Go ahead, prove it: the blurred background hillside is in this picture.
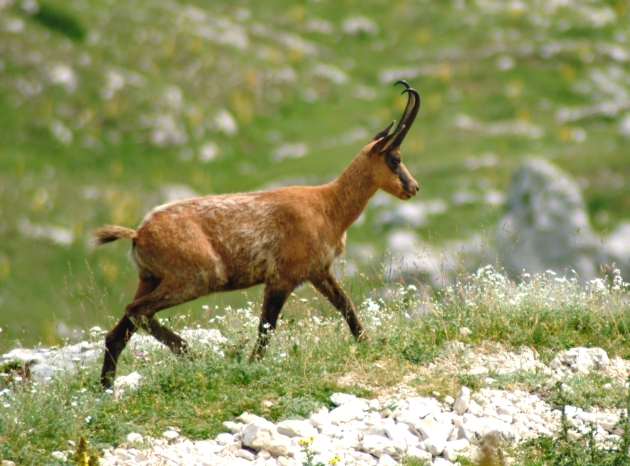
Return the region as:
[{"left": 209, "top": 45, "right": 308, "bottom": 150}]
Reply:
[{"left": 0, "top": 0, "right": 628, "bottom": 350}]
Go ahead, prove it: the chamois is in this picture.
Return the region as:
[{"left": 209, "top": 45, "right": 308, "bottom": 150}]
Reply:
[{"left": 93, "top": 81, "right": 421, "bottom": 388}]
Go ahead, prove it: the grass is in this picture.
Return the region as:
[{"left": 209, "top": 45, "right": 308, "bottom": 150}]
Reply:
[
  {"left": 518, "top": 383, "right": 630, "bottom": 466},
  {"left": 1, "top": 266, "right": 629, "bottom": 464},
  {"left": 1, "top": 0, "right": 629, "bottom": 348}
]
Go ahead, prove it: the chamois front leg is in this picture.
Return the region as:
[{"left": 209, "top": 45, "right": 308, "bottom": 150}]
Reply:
[
  {"left": 310, "top": 269, "right": 367, "bottom": 342},
  {"left": 250, "top": 285, "right": 293, "bottom": 362}
]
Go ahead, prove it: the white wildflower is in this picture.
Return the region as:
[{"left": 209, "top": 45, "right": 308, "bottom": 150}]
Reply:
[
  {"left": 199, "top": 142, "right": 219, "bottom": 162},
  {"left": 49, "top": 120, "right": 73, "bottom": 145}
]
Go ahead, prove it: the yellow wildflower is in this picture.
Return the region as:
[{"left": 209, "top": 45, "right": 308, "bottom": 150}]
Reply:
[{"left": 298, "top": 435, "right": 315, "bottom": 446}]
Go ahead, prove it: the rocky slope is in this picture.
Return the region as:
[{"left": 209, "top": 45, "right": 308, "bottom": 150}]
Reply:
[{"left": 3, "top": 332, "right": 629, "bottom": 466}]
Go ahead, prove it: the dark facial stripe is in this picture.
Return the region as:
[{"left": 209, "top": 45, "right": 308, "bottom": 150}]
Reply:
[{"left": 385, "top": 152, "right": 402, "bottom": 174}]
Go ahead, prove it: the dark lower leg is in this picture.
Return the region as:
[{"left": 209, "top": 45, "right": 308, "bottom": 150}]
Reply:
[
  {"left": 100, "top": 274, "right": 160, "bottom": 388},
  {"left": 146, "top": 317, "right": 190, "bottom": 356},
  {"left": 124, "top": 277, "right": 202, "bottom": 355},
  {"left": 101, "top": 315, "right": 137, "bottom": 389},
  {"left": 250, "top": 286, "right": 292, "bottom": 361},
  {"left": 311, "top": 270, "right": 366, "bottom": 340}
]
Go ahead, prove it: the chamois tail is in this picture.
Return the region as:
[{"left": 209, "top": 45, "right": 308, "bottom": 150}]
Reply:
[{"left": 92, "top": 225, "right": 137, "bottom": 246}]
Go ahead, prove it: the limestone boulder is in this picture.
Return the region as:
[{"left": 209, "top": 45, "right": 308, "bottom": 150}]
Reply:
[{"left": 497, "top": 158, "right": 599, "bottom": 280}]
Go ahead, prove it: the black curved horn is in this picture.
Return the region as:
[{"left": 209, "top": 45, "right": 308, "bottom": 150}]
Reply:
[{"left": 392, "top": 81, "right": 421, "bottom": 148}]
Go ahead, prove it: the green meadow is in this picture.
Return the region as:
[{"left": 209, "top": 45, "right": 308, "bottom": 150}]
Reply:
[{"left": 0, "top": 0, "right": 628, "bottom": 349}]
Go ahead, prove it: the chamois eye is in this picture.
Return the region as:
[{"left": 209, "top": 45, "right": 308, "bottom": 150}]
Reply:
[{"left": 391, "top": 158, "right": 401, "bottom": 166}]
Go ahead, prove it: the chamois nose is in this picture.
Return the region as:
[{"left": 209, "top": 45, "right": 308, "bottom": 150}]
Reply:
[{"left": 406, "top": 181, "right": 419, "bottom": 196}]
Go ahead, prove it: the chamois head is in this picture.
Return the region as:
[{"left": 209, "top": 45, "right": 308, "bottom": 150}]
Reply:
[{"left": 368, "top": 80, "right": 420, "bottom": 200}]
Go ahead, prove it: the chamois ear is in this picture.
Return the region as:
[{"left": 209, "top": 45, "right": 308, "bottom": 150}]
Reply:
[
  {"left": 371, "top": 121, "right": 396, "bottom": 141},
  {"left": 371, "top": 124, "right": 406, "bottom": 155}
]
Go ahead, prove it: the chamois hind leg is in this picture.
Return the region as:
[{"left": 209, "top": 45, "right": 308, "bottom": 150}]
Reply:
[
  {"left": 101, "top": 276, "right": 204, "bottom": 388},
  {"left": 101, "top": 274, "right": 160, "bottom": 389},
  {"left": 145, "top": 317, "right": 190, "bottom": 355},
  {"left": 310, "top": 269, "right": 367, "bottom": 341},
  {"left": 124, "top": 277, "right": 204, "bottom": 352},
  {"left": 250, "top": 285, "right": 293, "bottom": 362}
]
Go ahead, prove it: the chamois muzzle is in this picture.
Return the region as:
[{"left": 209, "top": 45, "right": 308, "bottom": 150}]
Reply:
[{"left": 392, "top": 80, "right": 421, "bottom": 148}]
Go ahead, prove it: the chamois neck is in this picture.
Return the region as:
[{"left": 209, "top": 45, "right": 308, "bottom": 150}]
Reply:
[{"left": 323, "top": 154, "right": 378, "bottom": 233}]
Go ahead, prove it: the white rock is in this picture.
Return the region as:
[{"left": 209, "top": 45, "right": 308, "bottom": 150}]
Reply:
[
  {"left": 414, "top": 418, "right": 454, "bottom": 444},
  {"left": 318, "top": 424, "right": 343, "bottom": 439},
  {"left": 241, "top": 419, "right": 293, "bottom": 457},
  {"left": 497, "top": 157, "right": 599, "bottom": 280},
  {"left": 599, "top": 415, "right": 621, "bottom": 434},
  {"left": 385, "top": 424, "right": 420, "bottom": 448},
  {"left": 405, "top": 445, "right": 432, "bottom": 462},
  {"left": 114, "top": 449, "right": 135, "bottom": 461},
  {"left": 360, "top": 434, "right": 406, "bottom": 458},
  {"left": 550, "top": 347, "right": 610, "bottom": 373},
  {"left": 453, "top": 387, "right": 471, "bottom": 414},
  {"left": 364, "top": 412, "right": 384, "bottom": 427},
  {"left": 407, "top": 397, "right": 442, "bottom": 419},
  {"left": 564, "top": 405, "right": 580, "bottom": 418},
  {"left": 162, "top": 430, "right": 180, "bottom": 441},
  {"left": 433, "top": 457, "right": 454, "bottom": 466},
  {"left": 377, "top": 453, "right": 397, "bottom": 466},
  {"left": 395, "top": 409, "right": 421, "bottom": 429},
  {"left": 330, "top": 393, "right": 358, "bottom": 406},
  {"left": 195, "top": 440, "right": 224, "bottom": 455},
  {"left": 364, "top": 425, "right": 388, "bottom": 437},
  {"left": 443, "top": 438, "right": 472, "bottom": 460},
  {"left": 467, "top": 399, "right": 484, "bottom": 416},
  {"left": 425, "top": 437, "right": 446, "bottom": 456},
  {"left": 309, "top": 407, "right": 330, "bottom": 428},
  {"left": 216, "top": 433, "right": 235, "bottom": 445},
  {"left": 277, "top": 420, "right": 318, "bottom": 438},
  {"left": 51, "top": 451, "right": 68, "bottom": 461},
  {"left": 329, "top": 402, "right": 366, "bottom": 425},
  {"left": 277, "top": 455, "right": 300, "bottom": 466},
  {"left": 235, "top": 448, "right": 256, "bottom": 461},
  {"left": 497, "top": 404, "right": 518, "bottom": 416},
  {"left": 368, "top": 399, "right": 381, "bottom": 410},
  {"left": 237, "top": 412, "right": 270, "bottom": 425},
  {"left": 126, "top": 432, "right": 143, "bottom": 443},
  {"left": 114, "top": 371, "right": 142, "bottom": 399},
  {"left": 224, "top": 421, "right": 243, "bottom": 434},
  {"left": 603, "top": 221, "right": 630, "bottom": 280},
  {"left": 576, "top": 411, "right": 598, "bottom": 424},
  {"left": 435, "top": 411, "right": 458, "bottom": 425},
  {"left": 458, "top": 417, "right": 517, "bottom": 445},
  {"left": 380, "top": 408, "right": 394, "bottom": 418}
]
